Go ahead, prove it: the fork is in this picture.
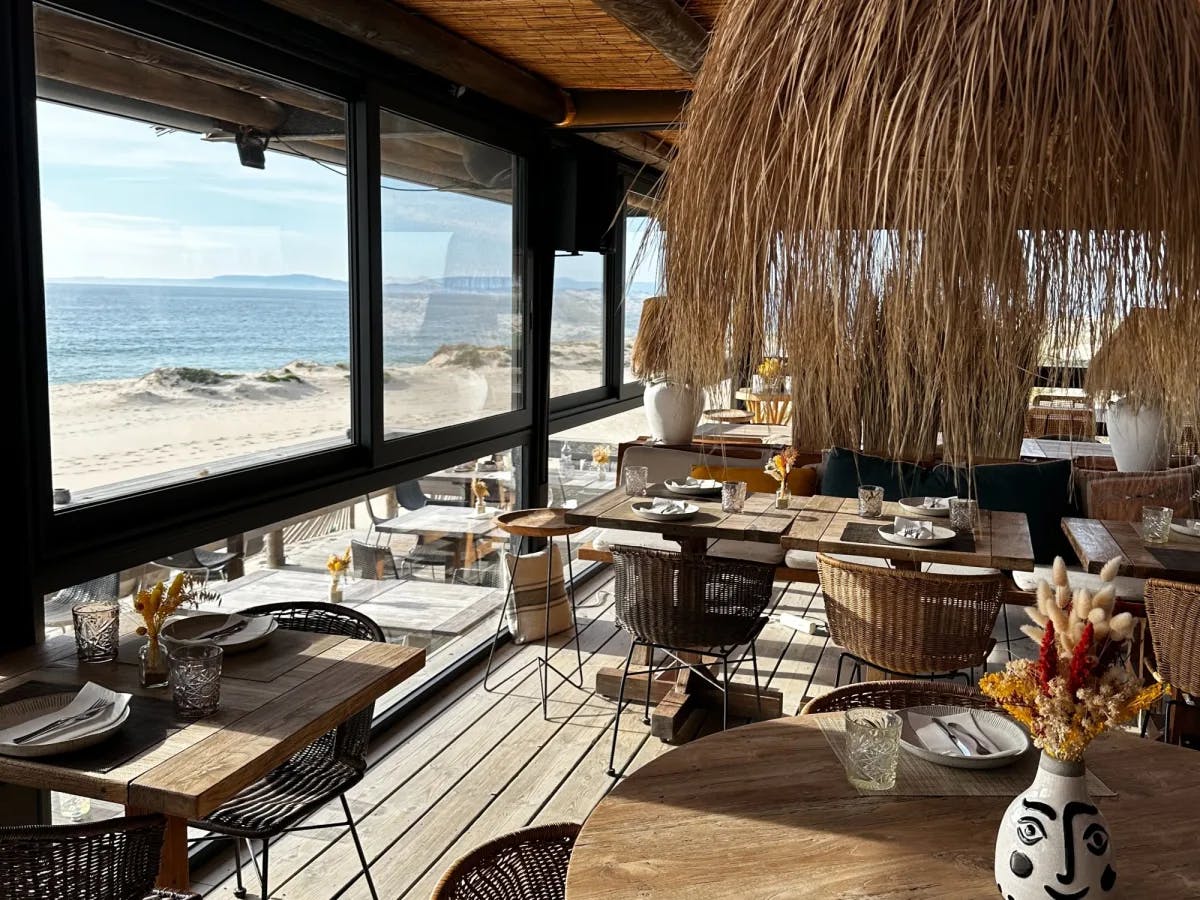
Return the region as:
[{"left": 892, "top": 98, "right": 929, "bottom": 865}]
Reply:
[
  {"left": 11, "top": 699, "right": 113, "bottom": 745},
  {"left": 192, "top": 619, "right": 248, "bottom": 642}
]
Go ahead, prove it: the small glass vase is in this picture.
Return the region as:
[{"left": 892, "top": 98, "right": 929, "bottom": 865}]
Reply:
[
  {"left": 475, "top": 498, "right": 488, "bottom": 516},
  {"left": 139, "top": 636, "right": 169, "bottom": 689},
  {"left": 329, "top": 574, "right": 344, "bottom": 604},
  {"left": 775, "top": 479, "right": 791, "bottom": 509}
]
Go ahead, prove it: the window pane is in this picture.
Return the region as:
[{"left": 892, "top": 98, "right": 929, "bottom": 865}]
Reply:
[
  {"left": 551, "top": 252, "right": 605, "bottom": 397},
  {"left": 623, "top": 215, "right": 663, "bottom": 383},
  {"left": 379, "top": 110, "right": 520, "bottom": 438},
  {"left": 35, "top": 9, "right": 351, "bottom": 507}
]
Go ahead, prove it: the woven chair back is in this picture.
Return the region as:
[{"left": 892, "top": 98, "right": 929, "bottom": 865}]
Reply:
[
  {"left": 240, "top": 602, "right": 384, "bottom": 771},
  {"left": 800, "top": 680, "right": 993, "bottom": 715},
  {"left": 1086, "top": 470, "right": 1195, "bottom": 521},
  {"left": 0, "top": 814, "right": 165, "bottom": 900},
  {"left": 816, "top": 554, "right": 1004, "bottom": 675},
  {"left": 1144, "top": 579, "right": 1200, "bottom": 697},
  {"left": 431, "top": 823, "right": 580, "bottom": 900},
  {"left": 610, "top": 546, "right": 775, "bottom": 649},
  {"left": 350, "top": 540, "right": 398, "bottom": 580}
]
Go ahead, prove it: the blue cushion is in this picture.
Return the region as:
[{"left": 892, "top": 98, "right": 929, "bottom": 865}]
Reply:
[
  {"left": 952, "top": 459, "right": 1077, "bottom": 565},
  {"left": 822, "top": 448, "right": 956, "bottom": 501}
]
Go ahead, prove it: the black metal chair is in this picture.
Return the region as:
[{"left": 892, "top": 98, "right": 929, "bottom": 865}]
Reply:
[
  {"left": 153, "top": 547, "right": 239, "bottom": 585},
  {"left": 606, "top": 546, "right": 777, "bottom": 776},
  {"left": 187, "top": 602, "right": 382, "bottom": 899},
  {"left": 44, "top": 573, "right": 120, "bottom": 631},
  {"left": 363, "top": 492, "right": 457, "bottom": 579},
  {"left": 0, "top": 814, "right": 200, "bottom": 900}
]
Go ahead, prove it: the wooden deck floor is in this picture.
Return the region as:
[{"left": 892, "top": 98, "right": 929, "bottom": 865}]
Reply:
[{"left": 190, "top": 570, "right": 1029, "bottom": 899}]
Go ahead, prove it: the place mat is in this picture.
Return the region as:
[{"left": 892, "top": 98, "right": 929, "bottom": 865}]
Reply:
[
  {"left": 817, "top": 715, "right": 1115, "bottom": 798},
  {"left": 0, "top": 680, "right": 183, "bottom": 773},
  {"left": 1146, "top": 546, "right": 1200, "bottom": 574},
  {"left": 840, "top": 521, "right": 977, "bottom": 553},
  {"left": 115, "top": 629, "right": 340, "bottom": 683}
]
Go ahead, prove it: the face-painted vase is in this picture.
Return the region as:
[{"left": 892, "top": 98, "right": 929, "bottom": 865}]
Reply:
[{"left": 995, "top": 753, "right": 1115, "bottom": 900}]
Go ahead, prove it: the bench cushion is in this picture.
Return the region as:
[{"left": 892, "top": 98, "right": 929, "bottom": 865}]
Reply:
[
  {"left": 1011, "top": 564, "right": 1145, "bottom": 601},
  {"left": 822, "top": 447, "right": 955, "bottom": 501}
]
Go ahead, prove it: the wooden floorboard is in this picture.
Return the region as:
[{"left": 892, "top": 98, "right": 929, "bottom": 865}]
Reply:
[{"left": 193, "top": 571, "right": 1031, "bottom": 899}]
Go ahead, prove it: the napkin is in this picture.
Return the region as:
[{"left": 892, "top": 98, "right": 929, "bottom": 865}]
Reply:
[
  {"left": 0, "top": 682, "right": 129, "bottom": 748},
  {"left": 922, "top": 497, "right": 950, "bottom": 510},
  {"left": 907, "top": 709, "right": 998, "bottom": 757},
  {"left": 164, "top": 612, "right": 273, "bottom": 646},
  {"left": 650, "top": 498, "right": 687, "bottom": 514},
  {"left": 893, "top": 516, "right": 934, "bottom": 539}
]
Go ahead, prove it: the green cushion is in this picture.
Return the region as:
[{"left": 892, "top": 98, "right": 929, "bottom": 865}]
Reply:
[
  {"left": 822, "top": 448, "right": 956, "bottom": 501},
  {"left": 952, "top": 459, "right": 1077, "bottom": 565}
]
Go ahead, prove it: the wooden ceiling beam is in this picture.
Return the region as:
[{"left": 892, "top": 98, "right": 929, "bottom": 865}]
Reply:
[
  {"left": 263, "top": 0, "right": 569, "bottom": 123},
  {"left": 562, "top": 89, "right": 686, "bottom": 130},
  {"left": 590, "top": 0, "right": 708, "bottom": 76},
  {"left": 581, "top": 131, "right": 675, "bottom": 170}
]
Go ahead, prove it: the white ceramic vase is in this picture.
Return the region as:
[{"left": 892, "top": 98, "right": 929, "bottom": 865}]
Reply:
[
  {"left": 643, "top": 381, "right": 701, "bottom": 444},
  {"left": 1107, "top": 398, "right": 1170, "bottom": 472},
  {"left": 995, "top": 753, "right": 1116, "bottom": 900}
]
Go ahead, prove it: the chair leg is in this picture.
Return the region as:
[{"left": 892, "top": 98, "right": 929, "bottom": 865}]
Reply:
[
  {"left": 483, "top": 536, "right": 522, "bottom": 692},
  {"left": 540, "top": 540, "right": 554, "bottom": 718},
  {"left": 341, "top": 794, "right": 379, "bottom": 900},
  {"left": 260, "top": 838, "right": 269, "bottom": 900},
  {"left": 607, "top": 640, "right": 636, "bottom": 777},
  {"left": 232, "top": 837, "right": 247, "bottom": 899},
  {"left": 1002, "top": 607, "right": 1014, "bottom": 662},
  {"left": 564, "top": 533, "right": 584, "bottom": 681},
  {"left": 750, "top": 643, "right": 763, "bottom": 719},
  {"left": 643, "top": 647, "right": 654, "bottom": 726},
  {"left": 721, "top": 657, "right": 730, "bottom": 731}
]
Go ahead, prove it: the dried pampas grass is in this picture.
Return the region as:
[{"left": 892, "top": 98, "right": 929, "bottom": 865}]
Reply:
[{"left": 659, "top": 0, "right": 1200, "bottom": 462}]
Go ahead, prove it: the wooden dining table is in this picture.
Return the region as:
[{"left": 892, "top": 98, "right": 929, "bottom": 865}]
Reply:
[
  {"left": 0, "top": 626, "right": 423, "bottom": 889},
  {"left": 566, "top": 715, "right": 1200, "bottom": 899},
  {"left": 1062, "top": 516, "right": 1200, "bottom": 583}
]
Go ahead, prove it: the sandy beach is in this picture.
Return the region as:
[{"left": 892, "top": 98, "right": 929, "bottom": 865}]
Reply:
[{"left": 50, "top": 342, "right": 646, "bottom": 494}]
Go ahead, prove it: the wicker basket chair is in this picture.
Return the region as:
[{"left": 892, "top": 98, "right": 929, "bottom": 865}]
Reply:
[
  {"left": 815, "top": 554, "right": 1004, "bottom": 685},
  {"left": 800, "top": 680, "right": 994, "bottom": 715},
  {"left": 1144, "top": 578, "right": 1200, "bottom": 744},
  {"left": 0, "top": 814, "right": 199, "bottom": 900},
  {"left": 606, "top": 546, "right": 777, "bottom": 775},
  {"left": 431, "top": 823, "right": 580, "bottom": 900},
  {"left": 188, "top": 602, "right": 383, "bottom": 900}
]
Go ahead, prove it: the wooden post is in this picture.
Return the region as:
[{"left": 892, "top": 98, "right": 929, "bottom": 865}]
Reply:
[
  {"left": 224, "top": 534, "right": 244, "bottom": 580},
  {"left": 384, "top": 489, "right": 398, "bottom": 519},
  {"left": 265, "top": 529, "right": 285, "bottom": 569}
]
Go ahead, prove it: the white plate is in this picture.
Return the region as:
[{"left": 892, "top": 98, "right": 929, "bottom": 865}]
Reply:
[
  {"left": 877, "top": 523, "right": 957, "bottom": 547},
  {"left": 0, "top": 693, "right": 130, "bottom": 759},
  {"left": 1170, "top": 520, "right": 1200, "bottom": 538},
  {"left": 664, "top": 479, "right": 722, "bottom": 496},
  {"left": 899, "top": 705, "right": 1030, "bottom": 770},
  {"left": 161, "top": 612, "right": 277, "bottom": 655},
  {"left": 632, "top": 501, "right": 699, "bottom": 521},
  {"left": 898, "top": 497, "right": 951, "bottom": 518}
]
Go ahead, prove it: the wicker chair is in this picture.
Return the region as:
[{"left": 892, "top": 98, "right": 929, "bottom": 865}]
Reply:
[
  {"left": 152, "top": 547, "right": 239, "bottom": 585},
  {"left": 0, "top": 814, "right": 199, "bottom": 900},
  {"left": 431, "top": 823, "right": 580, "bottom": 900},
  {"left": 350, "top": 539, "right": 402, "bottom": 579},
  {"left": 800, "top": 680, "right": 994, "bottom": 715},
  {"left": 1144, "top": 578, "right": 1200, "bottom": 744},
  {"left": 607, "top": 547, "right": 777, "bottom": 775},
  {"left": 816, "top": 554, "right": 1004, "bottom": 685},
  {"left": 188, "top": 602, "right": 382, "bottom": 899},
  {"left": 43, "top": 572, "right": 120, "bottom": 630}
]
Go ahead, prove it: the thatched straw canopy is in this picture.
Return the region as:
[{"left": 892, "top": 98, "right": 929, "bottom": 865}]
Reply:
[{"left": 659, "top": 0, "right": 1200, "bottom": 461}]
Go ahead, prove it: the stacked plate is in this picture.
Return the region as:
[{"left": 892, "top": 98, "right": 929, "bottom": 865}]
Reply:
[
  {"left": 632, "top": 499, "right": 699, "bottom": 521},
  {"left": 161, "top": 611, "right": 277, "bottom": 655},
  {"left": 878, "top": 521, "right": 957, "bottom": 548},
  {"left": 664, "top": 477, "right": 722, "bottom": 497},
  {"left": 0, "top": 683, "right": 131, "bottom": 759},
  {"left": 1170, "top": 519, "right": 1200, "bottom": 538},
  {"left": 898, "top": 496, "right": 952, "bottom": 518},
  {"left": 898, "top": 705, "right": 1029, "bottom": 769}
]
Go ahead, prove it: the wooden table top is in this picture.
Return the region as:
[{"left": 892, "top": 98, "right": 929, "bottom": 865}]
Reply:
[
  {"left": 566, "top": 715, "right": 1200, "bottom": 899},
  {"left": 563, "top": 484, "right": 797, "bottom": 545},
  {"left": 381, "top": 504, "right": 502, "bottom": 536},
  {"left": 0, "top": 628, "right": 423, "bottom": 819},
  {"left": 782, "top": 496, "right": 1036, "bottom": 572},
  {"left": 1063, "top": 517, "right": 1200, "bottom": 582}
]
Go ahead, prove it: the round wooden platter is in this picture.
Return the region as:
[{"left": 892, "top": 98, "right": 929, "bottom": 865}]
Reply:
[
  {"left": 704, "top": 408, "right": 754, "bottom": 425},
  {"left": 493, "top": 508, "right": 589, "bottom": 538}
]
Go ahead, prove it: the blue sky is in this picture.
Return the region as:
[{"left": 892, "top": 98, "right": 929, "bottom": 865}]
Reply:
[{"left": 36, "top": 100, "right": 657, "bottom": 285}]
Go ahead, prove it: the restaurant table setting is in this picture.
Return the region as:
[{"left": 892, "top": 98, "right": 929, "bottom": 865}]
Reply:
[{"left": 631, "top": 497, "right": 699, "bottom": 521}]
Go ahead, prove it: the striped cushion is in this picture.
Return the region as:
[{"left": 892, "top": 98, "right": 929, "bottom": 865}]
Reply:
[{"left": 504, "top": 545, "right": 572, "bottom": 643}]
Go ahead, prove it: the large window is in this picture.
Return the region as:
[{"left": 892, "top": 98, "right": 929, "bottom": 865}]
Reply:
[
  {"left": 379, "top": 109, "right": 520, "bottom": 438},
  {"left": 36, "top": 10, "right": 352, "bottom": 507},
  {"left": 623, "top": 213, "right": 662, "bottom": 383},
  {"left": 550, "top": 252, "right": 605, "bottom": 397}
]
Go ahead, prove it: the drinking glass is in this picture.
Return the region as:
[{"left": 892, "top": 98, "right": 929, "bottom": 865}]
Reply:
[
  {"left": 949, "top": 497, "right": 980, "bottom": 533},
  {"left": 844, "top": 708, "right": 902, "bottom": 791},
  {"left": 1142, "top": 506, "right": 1173, "bottom": 545},
  {"left": 72, "top": 599, "right": 120, "bottom": 663},
  {"left": 857, "top": 485, "right": 884, "bottom": 518},
  {"left": 169, "top": 644, "right": 223, "bottom": 718},
  {"left": 623, "top": 465, "right": 649, "bottom": 497},
  {"left": 721, "top": 481, "right": 747, "bottom": 513}
]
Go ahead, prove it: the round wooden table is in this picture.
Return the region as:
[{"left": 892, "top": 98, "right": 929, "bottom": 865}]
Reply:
[{"left": 566, "top": 715, "right": 1200, "bottom": 899}]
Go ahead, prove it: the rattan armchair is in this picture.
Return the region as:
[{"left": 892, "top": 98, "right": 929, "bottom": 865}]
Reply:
[
  {"left": 800, "top": 680, "right": 993, "bottom": 715},
  {"left": 1144, "top": 578, "right": 1200, "bottom": 744},
  {"left": 816, "top": 554, "right": 1004, "bottom": 685},
  {"left": 43, "top": 572, "right": 120, "bottom": 630},
  {"left": 606, "top": 546, "right": 777, "bottom": 775},
  {"left": 431, "top": 823, "right": 580, "bottom": 900},
  {"left": 188, "top": 602, "right": 383, "bottom": 899},
  {"left": 0, "top": 814, "right": 199, "bottom": 900}
]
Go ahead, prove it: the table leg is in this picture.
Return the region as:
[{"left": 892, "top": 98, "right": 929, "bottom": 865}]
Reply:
[
  {"left": 0, "top": 783, "right": 49, "bottom": 825},
  {"left": 127, "top": 805, "right": 189, "bottom": 890}
]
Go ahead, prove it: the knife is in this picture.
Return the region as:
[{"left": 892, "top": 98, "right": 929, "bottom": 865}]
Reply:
[{"left": 931, "top": 717, "right": 973, "bottom": 756}]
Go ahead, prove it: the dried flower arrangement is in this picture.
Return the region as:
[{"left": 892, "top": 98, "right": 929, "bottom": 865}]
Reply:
[
  {"left": 326, "top": 547, "right": 351, "bottom": 580},
  {"left": 755, "top": 357, "right": 785, "bottom": 391},
  {"left": 133, "top": 573, "right": 218, "bottom": 641},
  {"left": 763, "top": 447, "right": 800, "bottom": 484},
  {"left": 980, "top": 557, "right": 1167, "bottom": 762},
  {"left": 591, "top": 445, "right": 612, "bottom": 467}
]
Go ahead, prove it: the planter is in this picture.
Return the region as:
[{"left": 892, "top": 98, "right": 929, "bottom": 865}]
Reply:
[
  {"left": 995, "top": 753, "right": 1115, "bottom": 900},
  {"left": 644, "top": 381, "right": 702, "bottom": 444},
  {"left": 1107, "top": 399, "right": 1170, "bottom": 472}
]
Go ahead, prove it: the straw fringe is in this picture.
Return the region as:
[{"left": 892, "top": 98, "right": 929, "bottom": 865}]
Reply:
[{"left": 658, "top": 0, "right": 1200, "bottom": 462}]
